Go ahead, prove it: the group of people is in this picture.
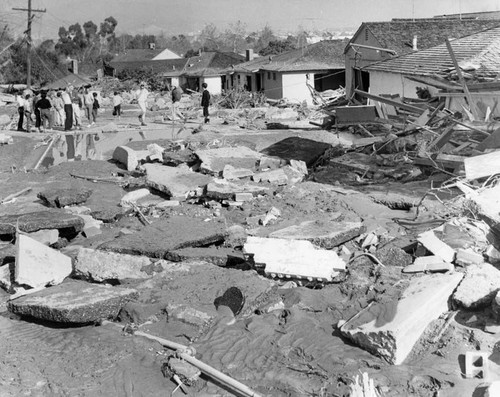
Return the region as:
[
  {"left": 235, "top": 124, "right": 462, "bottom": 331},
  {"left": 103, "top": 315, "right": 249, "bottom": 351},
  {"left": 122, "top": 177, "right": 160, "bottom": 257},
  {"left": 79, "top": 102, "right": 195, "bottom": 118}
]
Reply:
[{"left": 16, "top": 85, "right": 102, "bottom": 132}]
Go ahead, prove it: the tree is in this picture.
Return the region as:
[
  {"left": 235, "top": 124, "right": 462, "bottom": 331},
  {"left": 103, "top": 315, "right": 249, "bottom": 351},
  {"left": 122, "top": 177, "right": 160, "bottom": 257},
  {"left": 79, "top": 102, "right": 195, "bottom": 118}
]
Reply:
[
  {"left": 255, "top": 25, "right": 276, "bottom": 53},
  {"left": 259, "top": 37, "right": 297, "bottom": 56},
  {"left": 221, "top": 20, "right": 247, "bottom": 53},
  {"left": 199, "top": 23, "right": 222, "bottom": 51}
]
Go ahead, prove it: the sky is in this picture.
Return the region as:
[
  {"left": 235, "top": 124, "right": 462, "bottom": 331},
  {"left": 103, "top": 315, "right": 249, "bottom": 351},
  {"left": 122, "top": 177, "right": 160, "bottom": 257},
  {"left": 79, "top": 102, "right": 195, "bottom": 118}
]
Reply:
[{"left": 2, "top": 0, "right": 500, "bottom": 40}]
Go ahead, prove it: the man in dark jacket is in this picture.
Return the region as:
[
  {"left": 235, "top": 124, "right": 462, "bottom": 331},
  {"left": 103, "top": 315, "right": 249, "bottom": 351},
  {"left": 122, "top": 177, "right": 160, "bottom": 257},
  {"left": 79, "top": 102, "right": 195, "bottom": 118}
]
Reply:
[{"left": 201, "top": 82, "right": 210, "bottom": 123}]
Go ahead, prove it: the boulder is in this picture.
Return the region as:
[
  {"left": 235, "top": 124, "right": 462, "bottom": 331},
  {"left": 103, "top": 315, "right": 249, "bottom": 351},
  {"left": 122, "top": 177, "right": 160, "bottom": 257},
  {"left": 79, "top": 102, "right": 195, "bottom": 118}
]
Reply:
[
  {"left": 453, "top": 263, "right": 500, "bottom": 309},
  {"left": 8, "top": 280, "right": 138, "bottom": 323},
  {"left": 166, "top": 247, "right": 245, "bottom": 267},
  {"left": 15, "top": 234, "right": 72, "bottom": 289},
  {"left": 341, "top": 273, "right": 463, "bottom": 365},
  {"left": 455, "top": 248, "right": 484, "bottom": 267},
  {"left": 38, "top": 188, "right": 93, "bottom": 208},
  {"left": 195, "top": 146, "right": 262, "bottom": 175},
  {"left": 0, "top": 211, "right": 84, "bottom": 237},
  {"left": 144, "top": 164, "right": 212, "bottom": 199},
  {"left": 75, "top": 248, "right": 169, "bottom": 282}
]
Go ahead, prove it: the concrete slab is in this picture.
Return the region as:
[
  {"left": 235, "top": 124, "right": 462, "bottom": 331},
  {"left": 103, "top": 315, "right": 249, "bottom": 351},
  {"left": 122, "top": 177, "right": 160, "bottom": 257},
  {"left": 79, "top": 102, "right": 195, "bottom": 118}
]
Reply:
[
  {"left": 195, "top": 146, "right": 263, "bottom": 175},
  {"left": 341, "top": 273, "right": 463, "bottom": 365},
  {"left": 244, "top": 236, "right": 345, "bottom": 282},
  {"left": 120, "top": 188, "right": 151, "bottom": 207},
  {"left": 112, "top": 145, "right": 149, "bottom": 171},
  {"left": 37, "top": 188, "right": 93, "bottom": 208},
  {"left": 15, "top": 234, "right": 72, "bottom": 289},
  {"left": 453, "top": 263, "right": 500, "bottom": 309},
  {"left": 166, "top": 247, "right": 245, "bottom": 267},
  {"left": 417, "top": 230, "right": 456, "bottom": 263},
  {"left": 75, "top": 248, "right": 171, "bottom": 282},
  {"left": 8, "top": 280, "right": 138, "bottom": 323},
  {"left": 269, "top": 219, "right": 364, "bottom": 249},
  {"left": 260, "top": 137, "right": 331, "bottom": 167},
  {"left": 222, "top": 164, "right": 254, "bottom": 180},
  {"left": 98, "top": 216, "right": 227, "bottom": 258},
  {"left": 205, "top": 179, "right": 270, "bottom": 200},
  {"left": 0, "top": 210, "right": 84, "bottom": 237},
  {"left": 403, "top": 256, "right": 454, "bottom": 273},
  {"left": 144, "top": 164, "right": 212, "bottom": 199},
  {"left": 27, "top": 229, "right": 59, "bottom": 246}
]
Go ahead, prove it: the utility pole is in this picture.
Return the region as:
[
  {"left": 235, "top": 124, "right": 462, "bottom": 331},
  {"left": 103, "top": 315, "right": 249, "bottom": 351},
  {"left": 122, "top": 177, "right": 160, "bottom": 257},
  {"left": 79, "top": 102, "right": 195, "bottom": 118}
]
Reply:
[{"left": 12, "top": 0, "right": 46, "bottom": 89}]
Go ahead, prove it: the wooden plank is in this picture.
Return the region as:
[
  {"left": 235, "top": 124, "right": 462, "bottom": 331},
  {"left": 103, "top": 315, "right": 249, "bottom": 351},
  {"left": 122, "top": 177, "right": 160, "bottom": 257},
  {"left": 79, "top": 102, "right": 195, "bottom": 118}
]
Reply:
[
  {"left": 476, "top": 127, "right": 500, "bottom": 151},
  {"left": 429, "top": 125, "right": 454, "bottom": 151},
  {"left": 451, "top": 141, "right": 473, "bottom": 154},
  {"left": 444, "top": 38, "right": 480, "bottom": 120},
  {"left": 436, "top": 92, "right": 500, "bottom": 98},
  {"left": 354, "top": 89, "right": 424, "bottom": 114},
  {"left": 464, "top": 150, "right": 500, "bottom": 180}
]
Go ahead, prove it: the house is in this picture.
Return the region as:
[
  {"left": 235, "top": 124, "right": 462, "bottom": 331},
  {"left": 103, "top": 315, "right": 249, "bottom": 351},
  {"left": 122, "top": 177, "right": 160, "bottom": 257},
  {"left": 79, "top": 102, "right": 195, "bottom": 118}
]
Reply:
[
  {"left": 363, "top": 26, "right": 500, "bottom": 117},
  {"left": 344, "top": 18, "right": 500, "bottom": 98},
  {"left": 225, "top": 40, "right": 347, "bottom": 104}
]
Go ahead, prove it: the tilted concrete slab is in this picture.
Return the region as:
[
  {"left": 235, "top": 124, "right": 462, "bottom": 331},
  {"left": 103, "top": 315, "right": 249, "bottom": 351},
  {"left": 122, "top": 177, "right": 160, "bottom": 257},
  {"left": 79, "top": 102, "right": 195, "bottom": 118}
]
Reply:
[
  {"left": 340, "top": 273, "right": 463, "bottom": 365},
  {"left": 195, "top": 146, "right": 263, "bottom": 175},
  {"left": 244, "top": 236, "right": 345, "bottom": 282},
  {"left": 15, "top": 234, "right": 72, "bottom": 289},
  {"left": 8, "top": 280, "right": 138, "bottom": 323},
  {"left": 0, "top": 211, "right": 84, "bottom": 237}
]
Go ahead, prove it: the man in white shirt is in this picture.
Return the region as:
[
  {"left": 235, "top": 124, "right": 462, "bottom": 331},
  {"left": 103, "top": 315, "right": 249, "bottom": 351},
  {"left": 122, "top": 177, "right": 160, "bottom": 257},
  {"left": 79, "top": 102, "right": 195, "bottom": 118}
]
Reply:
[
  {"left": 61, "top": 87, "right": 73, "bottom": 131},
  {"left": 16, "top": 92, "right": 26, "bottom": 131},
  {"left": 136, "top": 84, "right": 148, "bottom": 126}
]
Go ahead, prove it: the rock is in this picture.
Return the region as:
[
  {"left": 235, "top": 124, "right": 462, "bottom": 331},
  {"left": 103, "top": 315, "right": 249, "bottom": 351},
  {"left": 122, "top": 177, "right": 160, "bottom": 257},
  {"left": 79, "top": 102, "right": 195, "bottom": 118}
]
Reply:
[
  {"left": 98, "top": 216, "right": 227, "bottom": 258},
  {"left": 225, "top": 225, "right": 247, "bottom": 247},
  {"left": 403, "top": 256, "right": 454, "bottom": 273},
  {"left": 101, "top": 122, "right": 119, "bottom": 133},
  {"left": 75, "top": 248, "right": 169, "bottom": 282},
  {"left": 0, "top": 211, "right": 84, "bottom": 237},
  {"left": 244, "top": 236, "right": 346, "bottom": 282},
  {"left": 289, "top": 159, "right": 308, "bottom": 176},
  {"left": 260, "top": 137, "right": 331, "bottom": 167},
  {"left": 222, "top": 164, "right": 254, "bottom": 180},
  {"left": 206, "top": 178, "right": 270, "bottom": 200},
  {"left": 269, "top": 219, "right": 364, "bottom": 249},
  {"left": 112, "top": 146, "right": 149, "bottom": 171},
  {"left": 156, "top": 200, "right": 181, "bottom": 208},
  {"left": 27, "top": 229, "right": 59, "bottom": 246},
  {"left": 455, "top": 248, "right": 484, "bottom": 267},
  {"left": 144, "top": 164, "right": 212, "bottom": 199},
  {"left": 493, "top": 291, "right": 500, "bottom": 322},
  {"left": 340, "top": 273, "right": 463, "bottom": 365},
  {"left": 147, "top": 143, "right": 165, "bottom": 162},
  {"left": 258, "top": 156, "right": 283, "bottom": 170},
  {"left": 253, "top": 168, "right": 288, "bottom": 185},
  {"left": 15, "top": 234, "right": 72, "bottom": 289},
  {"left": 195, "top": 146, "right": 262, "bottom": 175},
  {"left": 485, "top": 245, "right": 500, "bottom": 265},
  {"left": 78, "top": 214, "right": 103, "bottom": 237},
  {"left": 37, "top": 188, "right": 93, "bottom": 208},
  {"left": 163, "top": 149, "right": 197, "bottom": 167},
  {"left": 453, "top": 263, "right": 500, "bottom": 309},
  {"left": 120, "top": 188, "right": 151, "bottom": 207},
  {"left": 8, "top": 280, "right": 138, "bottom": 323},
  {"left": 417, "top": 230, "right": 456, "bottom": 263}
]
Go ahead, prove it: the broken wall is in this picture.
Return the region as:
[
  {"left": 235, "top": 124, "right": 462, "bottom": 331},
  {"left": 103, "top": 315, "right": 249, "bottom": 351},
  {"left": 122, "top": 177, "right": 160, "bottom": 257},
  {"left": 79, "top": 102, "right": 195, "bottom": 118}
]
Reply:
[{"left": 367, "top": 70, "right": 439, "bottom": 99}]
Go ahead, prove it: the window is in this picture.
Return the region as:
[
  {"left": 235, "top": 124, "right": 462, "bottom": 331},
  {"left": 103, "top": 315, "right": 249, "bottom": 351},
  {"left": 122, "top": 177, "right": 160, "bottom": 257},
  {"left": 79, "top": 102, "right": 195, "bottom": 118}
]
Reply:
[
  {"left": 267, "top": 72, "right": 271, "bottom": 79},
  {"left": 273, "top": 72, "right": 276, "bottom": 81}
]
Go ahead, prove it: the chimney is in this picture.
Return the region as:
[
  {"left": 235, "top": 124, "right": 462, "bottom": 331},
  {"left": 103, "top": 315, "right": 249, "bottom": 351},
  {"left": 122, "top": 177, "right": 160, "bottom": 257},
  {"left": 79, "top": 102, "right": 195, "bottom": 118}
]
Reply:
[
  {"left": 412, "top": 35, "right": 418, "bottom": 50},
  {"left": 149, "top": 42, "right": 156, "bottom": 50},
  {"left": 245, "top": 49, "right": 254, "bottom": 61}
]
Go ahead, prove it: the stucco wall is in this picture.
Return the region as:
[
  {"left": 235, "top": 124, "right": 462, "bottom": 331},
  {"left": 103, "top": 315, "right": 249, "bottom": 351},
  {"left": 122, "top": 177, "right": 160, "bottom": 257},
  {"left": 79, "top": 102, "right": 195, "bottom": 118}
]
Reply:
[
  {"left": 282, "top": 73, "right": 313, "bottom": 104},
  {"left": 368, "top": 71, "right": 438, "bottom": 99},
  {"left": 262, "top": 70, "right": 283, "bottom": 100},
  {"left": 201, "top": 76, "right": 222, "bottom": 95}
]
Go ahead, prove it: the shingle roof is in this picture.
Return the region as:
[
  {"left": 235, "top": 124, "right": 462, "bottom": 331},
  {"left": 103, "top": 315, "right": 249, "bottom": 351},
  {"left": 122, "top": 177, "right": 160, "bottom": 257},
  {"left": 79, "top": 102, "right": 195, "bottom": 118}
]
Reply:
[
  {"left": 111, "top": 49, "right": 165, "bottom": 62},
  {"left": 109, "top": 58, "right": 189, "bottom": 76},
  {"left": 364, "top": 26, "right": 500, "bottom": 79},
  {"left": 227, "top": 40, "right": 346, "bottom": 74},
  {"left": 183, "top": 52, "right": 245, "bottom": 77},
  {"left": 346, "top": 19, "right": 500, "bottom": 55}
]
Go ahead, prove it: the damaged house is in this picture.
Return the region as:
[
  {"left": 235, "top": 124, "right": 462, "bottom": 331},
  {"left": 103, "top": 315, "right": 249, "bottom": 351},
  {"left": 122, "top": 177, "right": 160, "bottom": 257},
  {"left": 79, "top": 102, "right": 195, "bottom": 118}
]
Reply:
[
  {"left": 344, "top": 18, "right": 500, "bottom": 98},
  {"left": 224, "top": 40, "right": 347, "bottom": 104},
  {"left": 363, "top": 26, "right": 500, "bottom": 119}
]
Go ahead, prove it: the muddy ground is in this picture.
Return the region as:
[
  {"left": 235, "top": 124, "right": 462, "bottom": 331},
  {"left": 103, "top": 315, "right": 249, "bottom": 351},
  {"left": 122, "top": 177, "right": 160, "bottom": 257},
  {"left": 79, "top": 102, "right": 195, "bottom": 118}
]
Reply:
[{"left": 0, "top": 103, "right": 498, "bottom": 397}]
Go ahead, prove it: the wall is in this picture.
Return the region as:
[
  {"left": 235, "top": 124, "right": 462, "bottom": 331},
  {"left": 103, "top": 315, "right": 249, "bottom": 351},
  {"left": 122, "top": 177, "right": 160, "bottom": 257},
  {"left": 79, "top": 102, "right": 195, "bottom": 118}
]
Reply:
[
  {"left": 262, "top": 70, "right": 282, "bottom": 100},
  {"left": 367, "top": 71, "right": 438, "bottom": 99},
  {"left": 202, "top": 76, "right": 222, "bottom": 95},
  {"left": 152, "top": 49, "right": 181, "bottom": 60},
  {"left": 282, "top": 73, "right": 313, "bottom": 104}
]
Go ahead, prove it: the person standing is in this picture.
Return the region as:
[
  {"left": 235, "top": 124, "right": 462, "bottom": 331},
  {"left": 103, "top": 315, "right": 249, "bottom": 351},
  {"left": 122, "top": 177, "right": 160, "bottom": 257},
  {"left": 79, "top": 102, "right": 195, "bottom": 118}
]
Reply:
[
  {"left": 91, "top": 92, "right": 99, "bottom": 124},
  {"left": 37, "top": 92, "right": 53, "bottom": 132},
  {"left": 54, "top": 92, "right": 65, "bottom": 126},
  {"left": 33, "top": 91, "right": 42, "bottom": 131},
  {"left": 72, "top": 87, "right": 83, "bottom": 130},
  {"left": 61, "top": 87, "right": 73, "bottom": 131},
  {"left": 112, "top": 91, "right": 123, "bottom": 119},
  {"left": 136, "top": 84, "right": 148, "bottom": 126},
  {"left": 24, "top": 94, "right": 33, "bottom": 133},
  {"left": 16, "top": 92, "right": 25, "bottom": 131},
  {"left": 201, "top": 82, "right": 210, "bottom": 123},
  {"left": 83, "top": 86, "right": 94, "bottom": 127}
]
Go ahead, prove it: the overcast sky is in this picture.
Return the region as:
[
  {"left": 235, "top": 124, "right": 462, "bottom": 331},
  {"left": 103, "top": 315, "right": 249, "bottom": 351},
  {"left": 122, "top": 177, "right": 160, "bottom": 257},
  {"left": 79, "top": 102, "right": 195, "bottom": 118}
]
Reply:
[{"left": 2, "top": 0, "right": 500, "bottom": 39}]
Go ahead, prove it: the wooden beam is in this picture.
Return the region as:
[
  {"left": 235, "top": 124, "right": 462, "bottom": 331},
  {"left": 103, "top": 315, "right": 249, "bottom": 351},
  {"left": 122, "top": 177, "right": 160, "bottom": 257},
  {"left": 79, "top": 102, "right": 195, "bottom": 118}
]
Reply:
[
  {"left": 436, "top": 92, "right": 500, "bottom": 98},
  {"left": 354, "top": 89, "right": 424, "bottom": 114}
]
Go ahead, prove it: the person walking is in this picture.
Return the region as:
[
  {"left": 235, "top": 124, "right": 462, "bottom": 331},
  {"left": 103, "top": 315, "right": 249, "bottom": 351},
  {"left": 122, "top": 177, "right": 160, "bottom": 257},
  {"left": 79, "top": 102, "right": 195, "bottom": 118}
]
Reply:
[
  {"left": 136, "top": 84, "right": 148, "bottom": 126},
  {"left": 61, "top": 88, "right": 73, "bottom": 131},
  {"left": 91, "top": 92, "right": 99, "bottom": 124},
  {"left": 16, "top": 92, "right": 26, "bottom": 131},
  {"left": 37, "top": 92, "right": 53, "bottom": 132},
  {"left": 201, "top": 82, "right": 210, "bottom": 123},
  {"left": 83, "top": 86, "right": 94, "bottom": 127},
  {"left": 112, "top": 91, "right": 123, "bottom": 120}
]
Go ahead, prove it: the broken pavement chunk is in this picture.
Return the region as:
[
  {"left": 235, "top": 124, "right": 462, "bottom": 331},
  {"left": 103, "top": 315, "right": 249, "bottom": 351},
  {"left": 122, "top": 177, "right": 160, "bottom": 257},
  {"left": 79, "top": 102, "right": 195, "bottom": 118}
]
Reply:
[
  {"left": 195, "top": 146, "right": 262, "bottom": 175},
  {"left": 244, "top": 236, "right": 345, "bottom": 282},
  {"left": 417, "top": 230, "right": 456, "bottom": 263},
  {"left": 269, "top": 219, "right": 364, "bottom": 249},
  {"left": 15, "top": 234, "right": 72, "bottom": 289},
  {"left": 37, "top": 188, "right": 93, "bottom": 208},
  {"left": 455, "top": 248, "right": 484, "bottom": 267},
  {"left": 222, "top": 164, "right": 254, "bottom": 180},
  {"left": 112, "top": 145, "right": 149, "bottom": 171},
  {"left": 120, "top": 188, "right": 151, "bottom": 208},
  {"left": 403, "top": 256, "right": 454, "bottom": 273},
  {"left": 205, "top": 178, "right": 270, "bottom": 200},
  {"left": 453, "top": 263, "right": 500, "bottom": 309},
  {"left": 260, "top": 137, "right": 331, "bottom": 167},
  {"left": 340, "top": 273, "right": 463, "bottom": 365},
  {"left": 8, "top": 280, "right": 138, "bottom": 323},
  {"left": 0, "top": 211, "right": 84, "bottom": 237}
]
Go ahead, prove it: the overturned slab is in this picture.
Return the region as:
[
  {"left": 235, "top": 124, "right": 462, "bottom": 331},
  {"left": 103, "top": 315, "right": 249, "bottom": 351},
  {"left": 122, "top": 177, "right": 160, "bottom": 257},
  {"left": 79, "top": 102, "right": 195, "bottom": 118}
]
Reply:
[
  {"left": 0, "top": 211, "right": 84, "bottom": 237},
  {"left": 8, "top": 280, "right": 138, "bottom": 323},
  {"left": 144, "top": 164, "right": 212, "bottom": 198},
  {"left": 260, "top": 137, "right": 331, "bottom": 167},
  {"left": 98, "top": 216, "right": 227, "bottom": 258},
  {"left": 269, "top": 219, "right": 364, "bottom": 249},
  {"left": 244, "top": 236, "right": 345, "bottom": 282},
  {"left": 75, "top": 248, "right": 170, "bottom": 282},
  {"left": 453, "top": 263, "right": 500, "bottom": 309},
  {"left": 205, "top": 179, "right": 270, "bottom": 200},
  {"left": 195, "top": 146, "right": 263, "bottom": 175},
  {"left": 341, "top": 273, "right": 463, "bottom": 365},
  {"left": 15, "top": 234, "right": 72, "bottom": 289}
]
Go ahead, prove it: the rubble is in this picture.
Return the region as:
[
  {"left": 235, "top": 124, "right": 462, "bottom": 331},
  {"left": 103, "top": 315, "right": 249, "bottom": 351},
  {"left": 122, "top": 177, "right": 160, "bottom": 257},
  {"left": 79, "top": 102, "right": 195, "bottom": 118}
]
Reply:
[
  {"left": 0, "top": 211, "right": 84, "bottom": 237},
  {"left": 453, "top": 263, "right": 500, "bottom": 309},
  {"left": 8, "top": 280, "right": 138, "bottom": 323},
  {"left": 37, "top": 188, "right": 93, "bottom": 208},
  {"left": 341, "top": 273, "right": 463, "bottom": 365},
  {"left": 112, "top": 145, "right": 150, "bottom": 171},
  {"left": 195, "top": 146, "right": 263, "bottom": 175}
]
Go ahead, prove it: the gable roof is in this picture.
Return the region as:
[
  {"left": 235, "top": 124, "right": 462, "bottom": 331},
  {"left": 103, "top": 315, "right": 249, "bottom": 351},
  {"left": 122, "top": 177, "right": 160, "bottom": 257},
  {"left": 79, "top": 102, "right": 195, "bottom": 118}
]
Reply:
[
  {"left": 364, "top": 26, "right": 500, "bottom": 80},
  {"left": 111, "top": 49, "right": 165, "bottom": 62},
  {"left": 183, "top": 52, "right": 245, "bottom": 77},
  {"left": 346, "top": 19, "right": 500, "bottom": 55},
  {"left": 228, "top": 40, "right": 346, "bottom": 74},
  {"left": 110, "top": 58, "right": 189, "bottom": 76}
]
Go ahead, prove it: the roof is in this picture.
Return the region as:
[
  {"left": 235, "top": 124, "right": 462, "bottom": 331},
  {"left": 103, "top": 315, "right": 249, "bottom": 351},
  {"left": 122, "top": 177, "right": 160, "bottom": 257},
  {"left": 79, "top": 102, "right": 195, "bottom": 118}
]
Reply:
[
  {"left": 346, "top": 19, "right": 500, "bottom": 55},
  {"left": 111, "top": 49, "right": 166, "bottom": 62},
  {"left": 228, "top": 40, "right": 347, "bottom": 74},
  {"left": 109, "top": 58, "right": 189, "bottom": 76},
  {"left": 42, "top": 73, "right": 91, "bottom": 90},
  {"left": 364, "top": 26, "right": 500, "bottom": 80},
  {"left": 182, "top": 52, "right": 245, "bottom": 77}
]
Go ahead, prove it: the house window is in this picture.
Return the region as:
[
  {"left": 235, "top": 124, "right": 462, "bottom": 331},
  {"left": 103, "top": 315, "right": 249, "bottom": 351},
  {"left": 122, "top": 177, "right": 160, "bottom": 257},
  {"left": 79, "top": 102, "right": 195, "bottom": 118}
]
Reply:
[
  {"left": 273, "top": 72, "right": 276, "bottom": 81},
  {"left": 267, "top": 72, "right": 271, "bottom": 79}
]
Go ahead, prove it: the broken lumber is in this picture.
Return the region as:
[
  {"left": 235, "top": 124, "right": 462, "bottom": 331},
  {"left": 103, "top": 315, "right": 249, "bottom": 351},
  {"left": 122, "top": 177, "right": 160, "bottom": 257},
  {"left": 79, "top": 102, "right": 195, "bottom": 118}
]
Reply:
[
  {"left": 417, "top": 230, "right": 456, "bottom": 263},
  {"left": 0, "top": 187, "right": 32, "bottom": 204},
  {"left": 354, "top": 89, "right": 424, "bottom": 114},
  {"left": 464, "top": 151, "right": 500, "bottom": 180}
]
